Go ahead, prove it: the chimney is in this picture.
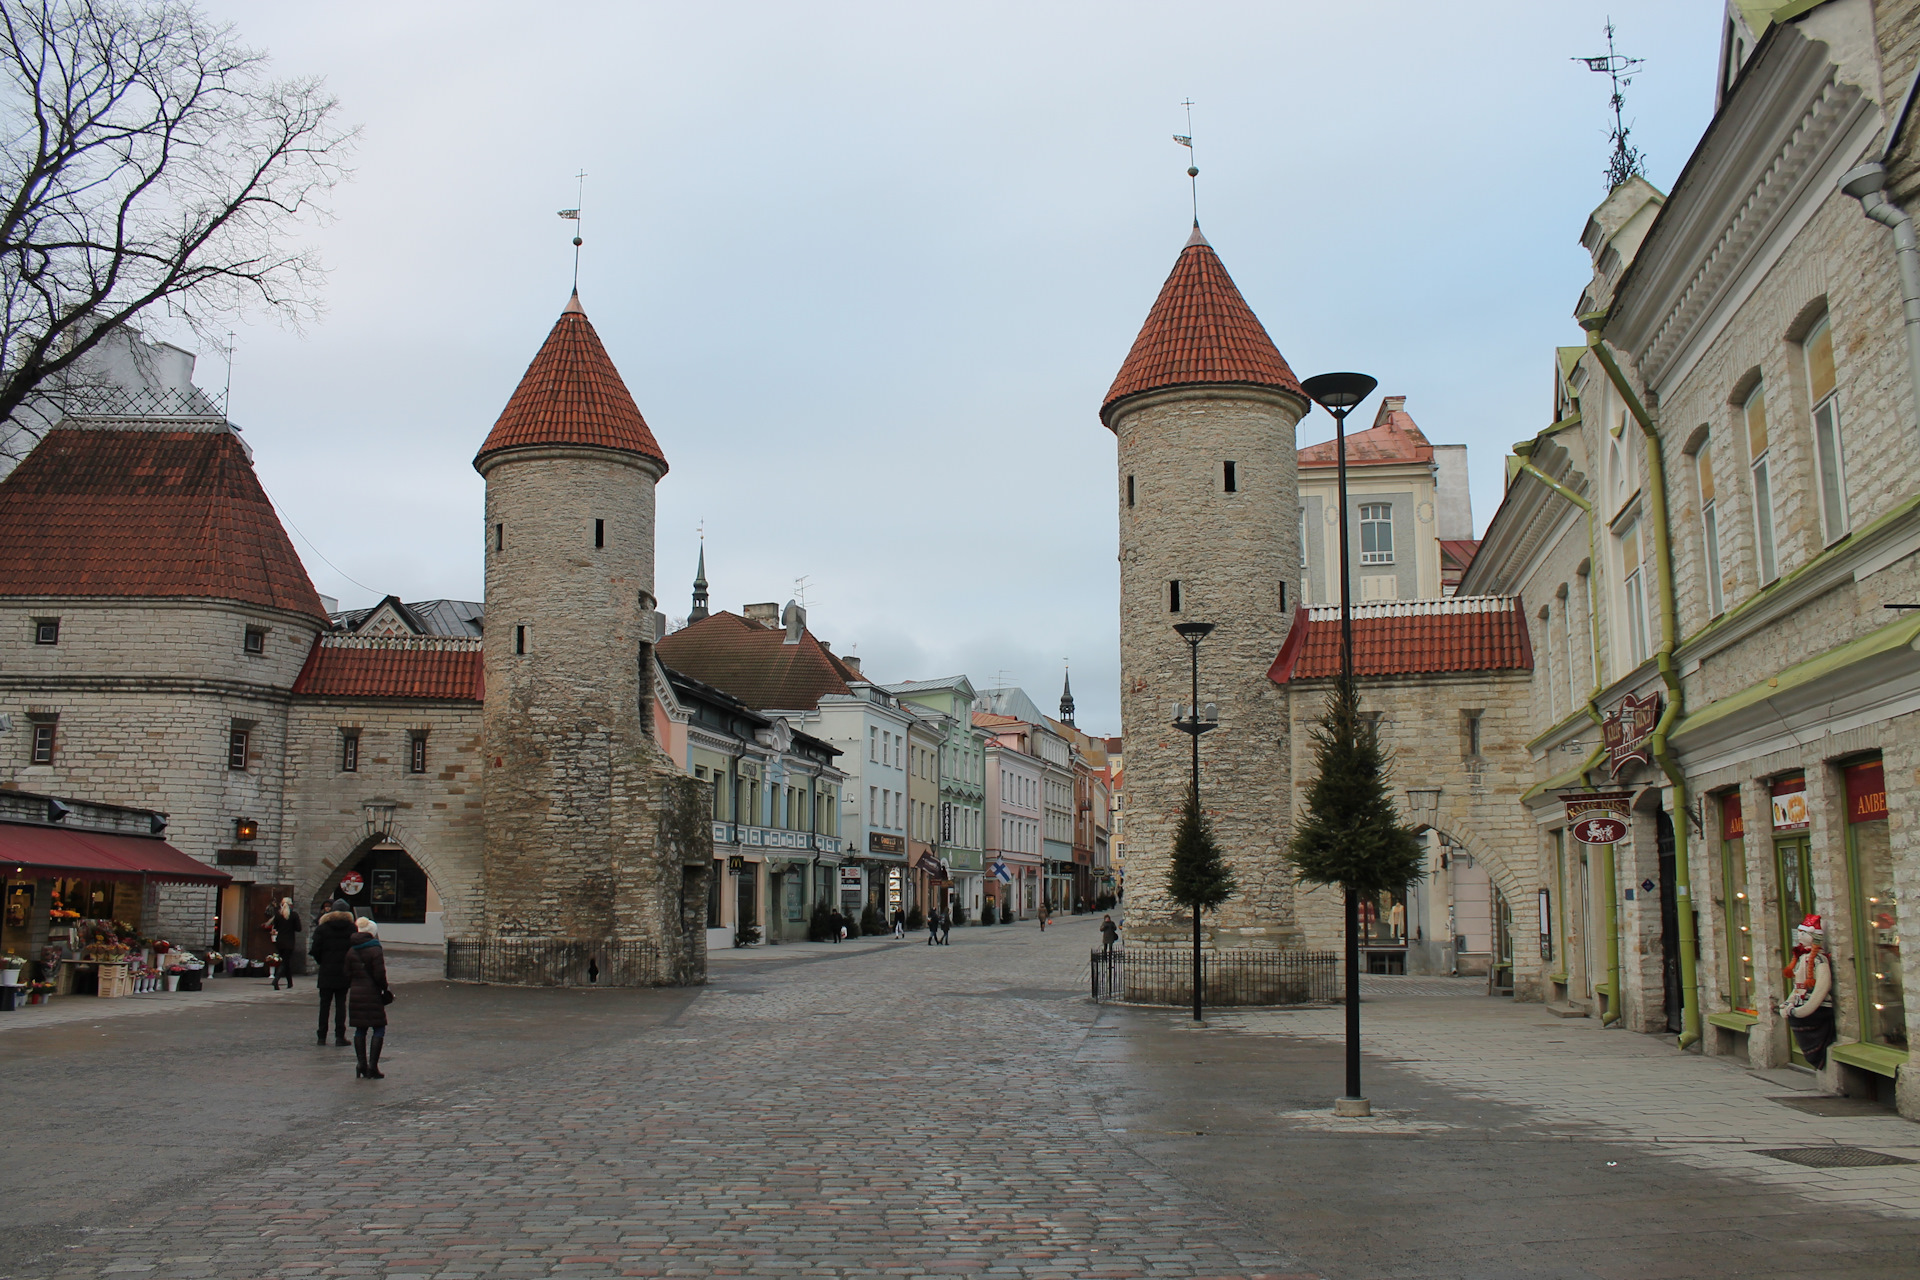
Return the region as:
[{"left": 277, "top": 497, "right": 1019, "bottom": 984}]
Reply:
[
  {"left": 842, "top": 654, "right": 863, "bottom": 675},
  {"left": 781, "top": 600, "right": 806, "bottom": 644},
  {"left": 1371, "top": 395, "right": 1407, "bottom": 428},
  {"left": 744, "top": 602, "right": 780, "bottom": 628}
]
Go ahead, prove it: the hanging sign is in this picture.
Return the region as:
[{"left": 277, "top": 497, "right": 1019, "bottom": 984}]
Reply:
[
  {"left": 1720, "top": 792, "right": 1744, "bottom": 842},
  {"left": 337, "top": 871, "right": 365, "bottom": 897},
  {"left": 1564, "top": 791, "right": 1632, "bottom": 845},
  {"left": 1845, "top": 760, "right": 1887, "bottom": 824},
  {"left": 1601, "top": 692, "right": 1661, "bottom": 775},
  {"left": 1770, "top": 774, "right": 1809, "bottom": 832}
]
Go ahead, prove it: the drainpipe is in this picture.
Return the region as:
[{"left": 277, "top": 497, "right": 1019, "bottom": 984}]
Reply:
[
  {"left": 1512, "top": 449, "right": 1620, "bottom": 1024},
  {"left": 1584, "top": 325, "right": 1702, "bottom": 1049},
  {"left": 1840, "top": 162, "right": 1920, "bottom": 441}
]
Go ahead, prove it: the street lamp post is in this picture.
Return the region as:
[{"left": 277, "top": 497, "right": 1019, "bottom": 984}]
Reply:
[
  {"left": 1299, "top": 371, "right": 1378, "bottom": 1111},
  {"left": 1172, "top": 620, "right": 1218, "bottom": 1021}
]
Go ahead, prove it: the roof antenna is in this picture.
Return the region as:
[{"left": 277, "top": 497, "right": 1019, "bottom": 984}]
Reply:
[
  {"left": 793, "top": 574, "right": 811, "bottom": 609},
  {"left": 557, "top": 168, "right": 587, "bottom": 292},
  {"left": 221, "top": 329, "right": 235, "bottom": 421},
  {"left": 1173, "top": 100, "right": 1199, "bottom": 226},
  {"left": 1574, "top": 21, "right": 1646, "bottom": 190}
]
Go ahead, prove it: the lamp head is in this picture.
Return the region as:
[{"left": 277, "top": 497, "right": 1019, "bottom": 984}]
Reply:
[
  {"left": 1172, "top": 621, "right": 1216, "bottom": 645},
  {"left": 1300, "top": 371, "right": 1379, "bottom": 414}
]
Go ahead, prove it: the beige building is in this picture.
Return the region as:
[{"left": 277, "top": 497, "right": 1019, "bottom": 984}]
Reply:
[{"left": 1465, "top": 0, "right": 1920, "bottom": 1114}]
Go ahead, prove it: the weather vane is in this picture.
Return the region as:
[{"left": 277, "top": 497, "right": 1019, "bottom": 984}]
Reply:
[
  {"left": 1574, "top": 21, "right": 1646, "bottom": 190},
  {"left": 1173, "top": 99, "right": 1199, "bottom": 225},
  {"left": 556, "top": 168, "right": 587, "bottom": 291}
]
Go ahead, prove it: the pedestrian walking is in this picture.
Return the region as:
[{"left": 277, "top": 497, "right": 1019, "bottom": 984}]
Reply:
[
  {"left": 892, "top": 909, "right": 905, "bottom": 939},
  {"left": 927, "top": 909, "right": 939, "bottom": 946},
  {"left": 308, "top": 898, "right": 356, "bottom": 1046},
  {"left": 345, "top": 917, "right": 393, "bottom": 1079},
  {"left": 1039, "top": 902, "right": 1049, "bottom": 932},
  {"left": 828, "top": 909, "right": 843, "bottom": 942},
  {"left": 1100, "top": 913, "right": 1119, "bottom": 953},
  {"left": 267, "top": 898, "right": 302, "bottom": 989},
  {"left": 938, "top": 909, "right": 952, "bottom": 946}
]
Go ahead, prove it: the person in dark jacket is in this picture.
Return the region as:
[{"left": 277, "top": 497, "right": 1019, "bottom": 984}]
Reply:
[
  {"left": 267, "top": 898, "right": 302, "bottom": 990},
  {"left": 344, "top": 918, "right": 393, "bottom": 1079},
  {"left": 1100, "top": 914, "right": 1119, "bottom": 953},
  {"left": 308, "top": 900, "right": 357, "bottom": 1045}
]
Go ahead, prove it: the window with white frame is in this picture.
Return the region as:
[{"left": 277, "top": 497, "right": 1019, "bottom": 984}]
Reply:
[
  {"left": 1744, "top": 383, "right": 1778, "bottom": 583},
  {"left": 1697, "top": 438, "right": 1725, "bottom": 618},
  {"left": 869, "top": 727, "right": 878, "bottom": 762},
  {"left": 1804, "top": 317, "right": 1848, "bottom": 543},
  {"left": 1359, "top": 503, "right": 1393, "bottom": 564},
  {"left": 1619, "top": 518, "right": 1650, "bottom": 667}
]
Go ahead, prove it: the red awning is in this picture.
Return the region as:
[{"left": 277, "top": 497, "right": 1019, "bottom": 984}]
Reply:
[{"left": 0, "top": 823, "right": 230, "bottom": 886}]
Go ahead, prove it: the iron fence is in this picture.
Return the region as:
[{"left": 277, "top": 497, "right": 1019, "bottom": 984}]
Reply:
[
  {"left": 1090, "top": 947, "right": 1340, "bottom": 1007},
  {"left": 445, "top": 938, "right": 678, "bottom": 987}
]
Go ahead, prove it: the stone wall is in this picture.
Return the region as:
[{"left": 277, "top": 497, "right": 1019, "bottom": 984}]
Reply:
[{"left": 1113, "top": 385, "right": 1305, "bottom": 948}]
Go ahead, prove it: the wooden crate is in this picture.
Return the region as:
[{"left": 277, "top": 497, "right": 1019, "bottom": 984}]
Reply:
[{"left": 95, "top": 962, "right": 132, "bottom": 998}]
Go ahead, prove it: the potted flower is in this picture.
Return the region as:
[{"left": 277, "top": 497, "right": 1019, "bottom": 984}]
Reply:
[
  {"left": 0, "top": 954, "right": 22, "bottom": 986},
  {"left": 26, "top": 980, "right": 54, "bottom": 1005}
]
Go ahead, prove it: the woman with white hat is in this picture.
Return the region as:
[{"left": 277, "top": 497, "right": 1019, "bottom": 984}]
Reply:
[{"left": 344, "top": 917, "right": 394, "bottom": 1079}]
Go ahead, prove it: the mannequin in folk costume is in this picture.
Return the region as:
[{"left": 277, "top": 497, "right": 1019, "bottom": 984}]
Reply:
[{"left": 1782, "top": 913, "right": 1836, "bottom": 1068}]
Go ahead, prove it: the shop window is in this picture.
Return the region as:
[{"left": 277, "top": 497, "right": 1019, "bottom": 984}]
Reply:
[
  {"left": 1770, "top": 774, "right": 1813, "bottom": 1060},
  {"left": 228, "top": 725, "right": 250, "bottom": 771},
  {"left": 33, "top": 617, "right": 58, "bottom": 645},
  {"left": 1358, "top": 887, "right": 1407, "bottom": 946},
  {"left": 341, "top": 732, "right": 359, "bottom": 773},
  {"left": 1717, "top": 792, "right": 1754, "bottom": 1014},
  {"left": 1804, "top": 318, "right": 1849, "bottom": 544},
  {"left": 1744, "top": 383, "right": 1778, "bottom": 583},
  {"left": 1359, "top": 503, "right": 1394, "bottom": 564},
  {"left": 30, "top": 718, "right": 55, "bottom": 764},
  {"left": 243, "top": 626, "right": 266, "bottom": 655},
  {"left": 339, "top": 846, "right": 431, "bottom": 923},
  {"left": 1844, "top": 760, "right": 1904, "bottom": 1050},
  {"left": 409, "top": 733, "right": 428, "bottom": 774}
]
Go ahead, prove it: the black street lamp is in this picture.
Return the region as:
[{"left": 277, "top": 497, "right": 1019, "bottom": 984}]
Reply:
[
  {"left": 1172, "top": 619, "right": 1218, "bottom": 1021},
  {"left": 1300, "top": 370, "right": 1378, "bottom": 1113}
]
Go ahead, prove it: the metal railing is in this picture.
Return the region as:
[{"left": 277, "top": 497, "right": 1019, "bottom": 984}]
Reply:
[
  {"left": 1090, "top": 947, "right": 1340, "bottom": 1007},
  {"left": 445, "top": 939, "right": 678, "bottom": 987}
]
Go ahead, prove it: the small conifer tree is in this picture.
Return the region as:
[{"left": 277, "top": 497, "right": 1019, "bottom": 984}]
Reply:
[
  {"left": 1289, "top": 676, "right": 1425, "bottom": 896},
  {"left": 1168, "top": 785, "right": 1235, "bottom": 913}
]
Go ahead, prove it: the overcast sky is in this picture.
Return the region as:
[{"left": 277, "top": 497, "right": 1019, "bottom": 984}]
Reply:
[{"left": 196, "top": 0, "right": 1724, "bottom": 737}]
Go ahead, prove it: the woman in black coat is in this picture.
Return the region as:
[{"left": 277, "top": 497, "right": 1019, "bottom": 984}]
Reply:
[
  {"left": 308, "top": 901, "right": 357, "bottom": 1046},
  {"left": 344, "top": 918, "right": 392, "bottom": 1079},
  {"left": 267, "top": 898, "right": 302, "bottom": 990}
]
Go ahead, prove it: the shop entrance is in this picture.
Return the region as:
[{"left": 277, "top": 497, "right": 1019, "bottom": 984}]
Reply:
[
  {"left": 1776, "top": 834, "right": 1815, "bottom": 1065},
  {"left": 328, "top": 845, "right": 440, "bottom": 944},
  {"left": 1658, "top": 811, "right": 1682, "bottom": 1034},
  {"left": 735, "top": 868, "right": 757, "bottom": 942}
]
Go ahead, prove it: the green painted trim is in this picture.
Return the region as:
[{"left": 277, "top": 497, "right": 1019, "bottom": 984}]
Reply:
[
  {"left": 1770, "top": 0, "right": 1838, "bottom": 24},
  {"left": 1682, "top": 492, "right": 1920, "bottom": 651},
  {"left": 1830, "top": 1041, "right": 1909, "bottom": 1078},
  {"left": 1706, "top": 1009, "right": 1759, "bottom": 1032},
  {"left": 1671, "top": 611, "right": 1920, "bottom": 742},
  {"left": 1539, "top": 412, "right": 1583, "bottom": 439},
  {"left": 1548, "top": 971, "right": 1569, "bottom": 985}
]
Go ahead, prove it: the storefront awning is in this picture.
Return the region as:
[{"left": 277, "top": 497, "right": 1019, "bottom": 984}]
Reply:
[{"left": 0, "top": 822, "right": 230, "bottom": 886}]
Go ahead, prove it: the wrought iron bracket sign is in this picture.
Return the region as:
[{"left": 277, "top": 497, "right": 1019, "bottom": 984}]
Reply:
[
  {"left": 1601, "top": 692, "right": 1661, "bottom": 775},
  {"left": 1564, "top": 790, "right": 1632, "bottom": 845}
]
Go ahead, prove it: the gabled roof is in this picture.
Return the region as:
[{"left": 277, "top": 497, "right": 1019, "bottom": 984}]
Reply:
[
  {"left": 0, "top": 427, "right": 328, "bottom": 621},
  {"left": 1298, "top": 398, "right": 1434, "bottom": 468},
  {"left": 1101, "top": 226, "right": 1302, "bottom": 425},
  {"left": 1267, "top": 597, "right": 1533, "bottom": 683},
  {"left": 293, "top": 635, "right": 484, "bottom": 701},
  {"left": 474, "top": 293, "right": 668, "bottom": 472},
  {"left": 331, "top": 597, "right": 483, "bottom": 638},
  {"left": 1439, "top": 539, "right": 1482, "bottom": 572},
  {"left": 654, "top": 610, "right": 860, "bottom": 712}
]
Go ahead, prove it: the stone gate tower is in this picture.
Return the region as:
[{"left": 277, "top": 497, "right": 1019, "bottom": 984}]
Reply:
[
  {"left": 1103, "top": 226, "right": 1307, "bottom": 948},
  {"left": 472, "top": 291, "right": 709, "bottom": 983}
]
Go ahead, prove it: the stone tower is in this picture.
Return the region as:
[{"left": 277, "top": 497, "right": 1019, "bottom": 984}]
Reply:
[
  {"left": 1103, "top": 226, "right": 1308, "bottom": 949},
  {"left": 472, "top": 291, "right": 709, "bottom": 983}
]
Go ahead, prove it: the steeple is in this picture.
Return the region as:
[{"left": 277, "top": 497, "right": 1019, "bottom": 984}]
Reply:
[
  {"left": 689, "top": 544, "right": 709, "bottom": 621},
  {"left": 1100, "top": 227, "right": 1302, "bottom": 429},
  {"left": 1059, "top": 666, "right": 1076, "bottom": 726}
]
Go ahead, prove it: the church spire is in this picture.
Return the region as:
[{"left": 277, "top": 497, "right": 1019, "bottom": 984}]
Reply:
[
  {"left": 689, "top": 544, "right": 709, "bottom": 622},
  {"left": 1059, "top": 665, "right": 1076, "bottom": 726}
]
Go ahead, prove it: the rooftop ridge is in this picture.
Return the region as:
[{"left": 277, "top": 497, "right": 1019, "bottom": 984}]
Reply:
[
  {"left": 1307, "top": 595, "right": 1517, "bottom": 621},
  {"left": 319, "top": 633, "right": 482, "bottom": 653}
]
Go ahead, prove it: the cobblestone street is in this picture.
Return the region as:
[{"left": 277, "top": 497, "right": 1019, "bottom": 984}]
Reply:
[{"left": 4, "top": 916, "right": 1919, "bottom": 1279}]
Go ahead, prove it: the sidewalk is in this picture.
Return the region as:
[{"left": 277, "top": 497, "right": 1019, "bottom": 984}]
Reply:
[
  {"left": 0, "top": 944, "right": 444, "bottom": 1034},
  {"left": 1214, "top": 979, "right": 1920, "bottom": 1218}
]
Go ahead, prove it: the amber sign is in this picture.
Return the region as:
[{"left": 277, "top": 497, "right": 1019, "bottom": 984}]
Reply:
[
  {"left": 1601, "top": 692, "right": 1661, "bottom": 775},
  {"left": 1845, "top": 760, "right": 1887, "bottom": 824},
  {"left": 1720, "top": 792, "right": 1744, "bottom": 841},
  {"left": 1564, "top": 791, "right": 1632, "bottom": 846}
]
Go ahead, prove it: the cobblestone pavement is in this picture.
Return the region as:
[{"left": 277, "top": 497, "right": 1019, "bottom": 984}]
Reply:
[{"left": 5, "top": 919, "right": 1919, "bottom": 1280}]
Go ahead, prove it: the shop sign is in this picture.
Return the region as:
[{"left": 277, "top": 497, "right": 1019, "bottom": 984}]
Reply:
[
  {"left": 1720, "top": 793, "right": 1744, "bottom": 842},
  {"left": 1771, "top": 774, "right": 1809, "bottom": 832},
  {"left": 1564, "top": 791, "right": 1631, "bottom": 845},
  {"left": 941, "top": 803, "right": 953, "bottom": 842},
  {"left": 1601, "top": 692, "right": 1661, "bottom": 775},
  {"left": 338, "top": 871, "right": 364, "bottom": 896},
  {"left": 727, "top": 855, "right": 746, "bottom": 872},
  {"left": 1845, "top": 760, "right": 1887, "bottom": 825},
  {"left": 839, "top": 867, "right": 864, "bottom": 888},
  {"left": 868, "top": 832, "right": 905, "bottom": 855}
]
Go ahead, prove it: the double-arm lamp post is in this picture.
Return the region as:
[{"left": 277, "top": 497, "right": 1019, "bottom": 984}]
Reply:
[
  {"left": 1172, "top": 620, "right": 1218, "bottom": 1022},
  {"left": 1298, "top": 370, "right": 1378, "bottom": 1111}
]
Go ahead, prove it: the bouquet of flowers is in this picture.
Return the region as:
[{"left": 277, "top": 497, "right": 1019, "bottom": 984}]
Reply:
[
  {"left": 80, "top": 941, "right": 131, "bottom": 961},
  {"left": 220, "top": 934, "right": 241, "bottom": 948},
  {"left": 0, "top": 953, "right": 24, "bottom": 970},
  {"left": 151, "top": 939, "right": 172, "bottom": 954}
]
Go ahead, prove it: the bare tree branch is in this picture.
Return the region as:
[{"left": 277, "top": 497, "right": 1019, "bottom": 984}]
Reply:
[{"left": 0, "top": 0, "right": 353, "bottom": 463}]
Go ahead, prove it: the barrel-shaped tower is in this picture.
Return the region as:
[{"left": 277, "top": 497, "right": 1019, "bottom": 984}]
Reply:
[{"left": 1103, "top": 226, "right": 1307, "bottom": 948}]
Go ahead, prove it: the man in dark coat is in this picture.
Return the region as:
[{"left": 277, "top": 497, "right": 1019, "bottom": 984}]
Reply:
[{"left": 308, "top": 899, "right": 357, "bottom": 1045}]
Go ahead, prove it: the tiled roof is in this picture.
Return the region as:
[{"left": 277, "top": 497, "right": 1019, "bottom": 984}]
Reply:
[
  {"left": 654, "top": 611, "right": 857, "bottom": 712},
  {"left": 1298, "top": 402, "right": 1434, "bottom": 467},
  {"left": 0, "top": 427, "right": 328, "bottom": 620},
  {"left": 1102, "top": 226, "right": 1301, "bottom": 424},
  {"left": 474, "top": 294, "right": 668, "bottom": 472},
  {"left": 1439, "top": 540, "right": 1482, "bottom": 572},
  {"left": 1267, "top": 597, "right": 1533, "bottom": 683},
  {"left": 293, "top": 635, "right": 484, "bottom": 700}
]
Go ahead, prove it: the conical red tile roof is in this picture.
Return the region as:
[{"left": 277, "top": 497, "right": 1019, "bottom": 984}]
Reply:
[
  {"left": 1101, "top": 226, "right": 1302, "bottom": 427},
  {"left": 474, "top": 293, "right": 668, "bottom": 472}
]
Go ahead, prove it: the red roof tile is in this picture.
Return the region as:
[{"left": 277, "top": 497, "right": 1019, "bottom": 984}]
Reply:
[
  {"left": 0, "top": 428, "right": 328, "bottom": 620},
  {"left": 1101, "top": 227, "right": 1302, "bottom": 425},
  {"left": 655, "top": 611, "right": 855, "bottom": 711},
  {"left": 293, "top": 636, "right": 484, "bottom": 700},
  {"left": 1298, "top": 403, "right": 1434, "bottom": 468},
  {"left": 474, "top": 294, "right": 668, "bottom": 471},
  {"left": 1268, "top": 598, "right": 1533, "bottom": 683}
]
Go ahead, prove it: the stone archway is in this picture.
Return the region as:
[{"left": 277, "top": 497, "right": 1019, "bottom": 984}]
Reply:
[
  {"left": 1400, "top": 812, "right": 1542, "bottom": 1000},
  {"left": 305, "top": 806, "right": 471, "bottom": 945}
]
